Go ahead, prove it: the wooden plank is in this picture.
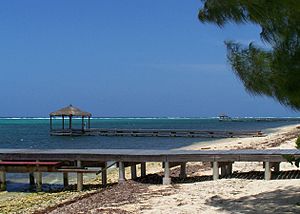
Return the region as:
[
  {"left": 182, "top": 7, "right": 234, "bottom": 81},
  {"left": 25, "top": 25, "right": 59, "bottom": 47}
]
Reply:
[
  {"left": 51, "top": 128, "right": 264, "bottom": 138},
  {"left": 56, "top": 169, "right": 98, "bottom": 173},
  {"left": 0, "top": 166, "right": 59, "bottom": 173},
  {"left": 0, "top": 149, "right": 299, "bottom": 164},
  {"left": 0, "top": 161, "right": 61, "bottom": 166}
]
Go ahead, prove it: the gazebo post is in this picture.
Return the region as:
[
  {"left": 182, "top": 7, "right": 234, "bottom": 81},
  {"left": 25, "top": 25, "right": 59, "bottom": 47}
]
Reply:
[
  {"left": 81, "top": 116, "right": 84, "bottom": 131},
  {"left": 49, "top": 105, "right": 91, "bottom": 135},
  {"left": 69, "top": 115, "right": 72, "bottom": 129},
  {"left": 62, "top": 116, "right": 65, "bottom": 130},
  {"left": 50, "top": 116, "right": 52, "bottom": 130}
]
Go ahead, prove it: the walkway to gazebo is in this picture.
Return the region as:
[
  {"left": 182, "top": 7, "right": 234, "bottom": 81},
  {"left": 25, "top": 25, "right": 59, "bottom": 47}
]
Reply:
[
  {"left": 49, "top": 105, "right": 91, "bottom": 135},
  {"left": 49, "top": 105, "right": 264, "bottom": 137}
]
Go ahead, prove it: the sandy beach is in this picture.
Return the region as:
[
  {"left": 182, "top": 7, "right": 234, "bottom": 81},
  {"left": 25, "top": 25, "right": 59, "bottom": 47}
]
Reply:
[
  {"left": 2, "top": 1, "right": 299, "bottom": 214},
  {"left": 1, "top": 124, "right": 300, "bottom": 214}
]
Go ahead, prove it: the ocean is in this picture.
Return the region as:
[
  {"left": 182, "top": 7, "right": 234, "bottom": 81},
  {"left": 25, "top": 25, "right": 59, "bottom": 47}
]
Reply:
[
  {"left": 1, "top": 117, "right": 299, "bottom": 191},
  {"left": 0, "top": 117, "right": 299, "bottom": 150}
]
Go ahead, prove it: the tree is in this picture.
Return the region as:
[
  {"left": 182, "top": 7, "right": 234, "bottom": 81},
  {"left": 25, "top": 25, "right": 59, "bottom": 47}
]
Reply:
[
  {"left": 198, "top": 0, "right": 300, "bottom": 165},
  {"left": 198, "top": 0, "right": 300, "bottom": 109}
]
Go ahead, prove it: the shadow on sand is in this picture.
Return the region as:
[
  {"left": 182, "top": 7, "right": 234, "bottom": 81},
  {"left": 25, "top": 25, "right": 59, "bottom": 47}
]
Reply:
[
  {"left": 205, "top": 186, "right": 300, "bottom": 214},
  {"left": 135, "top": 169, "right": 300, "bottom": 184}
]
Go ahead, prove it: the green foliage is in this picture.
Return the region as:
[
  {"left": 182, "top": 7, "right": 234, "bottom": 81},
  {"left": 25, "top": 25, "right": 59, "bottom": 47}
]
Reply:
[
  {"left": 283, "top": 154, "right": 300, "bottom": 167},
  {"left": 296, "top": 137, "right": 300, "bottom": 149},
  {"left": 198, "top": 0, "right": 300, "bottom": 109}
]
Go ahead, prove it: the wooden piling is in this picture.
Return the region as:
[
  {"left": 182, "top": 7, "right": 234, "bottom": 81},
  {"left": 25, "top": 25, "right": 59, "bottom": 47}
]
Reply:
[
  {"left": 180, "top": 162, "right": 186, "bottom": 178},
  {"left": 272, "top": 162, "right": 280, "bottom": 172},
  {"left": 163, "top": 162, "right": 171, "bottom": 185},
  {"left": 101, "top": 162, "right": 107, "bottom": 186},
  {"left": 131, "top": 164, "right": 137, "bottom": 179},
  {"left": 63, "top": 172, "right": 69, "bottom": 187},
  {"left": 77, "top": 160, "right": 83, "bottom": 191},
  {"left": 226, "top": 163, "right": 233, "bottom": 176},
  {"left": 213, "top": 161, "right": 219, "bottom": 180},
  {"left": 264, "top": 161, "right": 271, "bottom": 180},
  {"left": 118, "top": 162, "right": 125, "bottom": 184},
  {"left": 0, "top": 171, "right": 6, "bottom": 191},
  {"left": 35, "top": 172, "right": 42, "bottom": 192},
  {"left": 220, "top": 166, "right": 227, "bottom": 177},
  {"left": 29, "top": 172, "right": 35, "bottom": 186},
  {"left": 141, "top": 162, "right": 146, "bottom": 177}
]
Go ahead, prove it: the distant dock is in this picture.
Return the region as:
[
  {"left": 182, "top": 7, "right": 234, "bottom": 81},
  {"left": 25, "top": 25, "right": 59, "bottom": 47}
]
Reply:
[
  {"left": 49, "top": 105, "right": 265, "bottom": 138},
  {"left": 50, "top": 128, "right": 264, "bottom": 138}
]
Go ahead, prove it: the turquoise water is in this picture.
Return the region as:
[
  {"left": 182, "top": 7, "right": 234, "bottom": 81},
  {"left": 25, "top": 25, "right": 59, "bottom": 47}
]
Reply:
[
  {"left": 1, "top": 117, "right": 300, "bottom": 191},
  {"left": 0, "top": 117, "right": 299, "bottom": 150}
]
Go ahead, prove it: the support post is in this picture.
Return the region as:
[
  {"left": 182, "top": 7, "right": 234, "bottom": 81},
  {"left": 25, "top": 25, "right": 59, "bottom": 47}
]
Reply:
[
  {"left": 50, "top": 116, "right": 53, "bottom": 130},
  {"left": 88, "top": 117, "right": 91, "bottom": 129},
  {"left": 81, "top": 116, "right": 84, "bottom": 131},
  {"left": 264, "top": 161, "right": 271, "bottom": 180},
  {"left": 179, "top": 162, "right": 186, "bottom": 179},
  {"left": 69, "top": 116, "right": 72, "bottom": 129},
  {"left": 0, "top": 171, "right": 6, "bottom": 191},
  {"left": 35, "top": 172, "right": 42, "bottom": 192},
  {"left": 226, "top": 163, "right": 233, "bottom": 176},
  {"left": 62, "top": 116, "right": 65, "bottom": 130},
  {"left": 163, "top": 161, "right": 171, "bottom": 185},
  {"left": 131, "top": 164, "right": 137, "bottom": 179},
  {"left": 63, "top": 172, "right": 69, "bottom": 187},
  {"left": 118, "top": 162, "right": 125, "bottom": 184},
  {"left": 29, "top": 173, "right": 35, "bottom": 186},
  {"left": 220, "top": 166, "right": 227, "bottom": 177},
  {"left": 101, "top": 162, "right": 107, "bottom": 186},
  {"left": 273, "top": 162, "right": 280, "bottom": 172},
  {"left": 213, "top": 161, "right": 219, "bottom": 180},
  {"left": 77, "top": 160, "right": 83, "bottom": 191},
  {"left": 141, "top": 162, "right": 146, "bottom": 177}
]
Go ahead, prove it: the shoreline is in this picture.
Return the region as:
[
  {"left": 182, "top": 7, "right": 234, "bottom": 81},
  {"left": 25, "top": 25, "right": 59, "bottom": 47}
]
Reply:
[
  {"left": 178, "top": 123, "right": 300, "bottom": 150},
  {"left": 0, "top": 123, "right": 299, "bottom": 213}
]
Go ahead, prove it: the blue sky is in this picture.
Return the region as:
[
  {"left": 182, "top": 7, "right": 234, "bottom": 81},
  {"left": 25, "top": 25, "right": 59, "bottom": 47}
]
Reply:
[{"left": 0, "top": 0, "right": 298, "bottom": 117}]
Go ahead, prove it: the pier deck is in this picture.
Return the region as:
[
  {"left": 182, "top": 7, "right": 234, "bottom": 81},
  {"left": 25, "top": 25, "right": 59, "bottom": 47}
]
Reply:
[
  {"left": 50, "top": 128, "right": 264, "bottom": 138},
  {"left": 0, "top": 149, "right": 299, "bottom": 191}
]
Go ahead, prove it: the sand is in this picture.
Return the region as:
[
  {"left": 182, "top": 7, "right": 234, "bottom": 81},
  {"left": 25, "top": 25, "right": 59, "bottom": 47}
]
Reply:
[
  {"left": 1, "top": 124, "right": 300, "bottom": 213},
  {"left": 109, "top": 124, "right": 300, "bottom": 214},
  {"left": 179, "top": 124, "right": 300, "bottom": 150}
]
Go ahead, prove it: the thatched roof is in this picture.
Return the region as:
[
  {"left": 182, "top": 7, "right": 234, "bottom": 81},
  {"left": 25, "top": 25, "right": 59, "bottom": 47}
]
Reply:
[{"left": 50, "top": 105, "right": 91, "bottom": 117}]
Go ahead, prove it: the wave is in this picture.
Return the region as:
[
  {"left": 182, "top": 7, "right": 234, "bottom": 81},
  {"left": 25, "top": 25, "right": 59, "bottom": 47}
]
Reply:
[
  {"left": 0, "top": 117, "right": 300, "bottom": 120},
  {"left": 91, "top": 117, "right": 211, "bottom": 120},
  {"left": 0, "top": 117, "right": 49, "bottom": 120}
]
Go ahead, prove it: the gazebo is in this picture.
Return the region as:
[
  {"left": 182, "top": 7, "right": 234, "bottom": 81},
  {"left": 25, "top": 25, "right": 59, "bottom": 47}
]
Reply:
[{"left": 49, "top": 105, "right": 92, "bottom": 133}]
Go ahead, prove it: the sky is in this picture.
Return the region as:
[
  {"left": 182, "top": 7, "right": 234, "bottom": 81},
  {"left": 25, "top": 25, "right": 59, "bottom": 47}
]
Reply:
[{"left": 0, "top": 0, "right": 298, "bottom": 117}]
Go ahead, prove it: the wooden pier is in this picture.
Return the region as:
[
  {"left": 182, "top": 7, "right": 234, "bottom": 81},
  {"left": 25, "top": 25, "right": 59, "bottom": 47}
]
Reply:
[
  {"left": 0, "top": 149, "right": 299, "bottom": 191},
  {"left": 50, "top": 128, "right": 264, "bottom": 138},
  {"left": 49, "top": 106, "right": 264, "bottom": 138}
]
